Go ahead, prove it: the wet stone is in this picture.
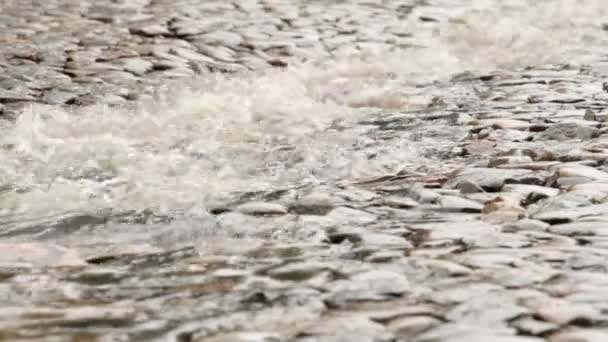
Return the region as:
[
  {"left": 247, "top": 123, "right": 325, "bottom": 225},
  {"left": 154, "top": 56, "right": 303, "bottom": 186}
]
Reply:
[
  {"left": 512, "top": 316, "right": 559, "bottom": 336},
  {"left": 289, "top": 192, "right": 337, "bottom": 215},
  {"left": 3, "top": 0, "right": 608, "bottom": 339},
  {"left": 266, "top": 262, "right": 336, "bottom": 281},
  {"left": 236, "top": 202, "right": 288, "bottom": 216},
  {"left": 326, "top": 207, "right": 377, "bottom": 225},
  {"left": 448, "top": 168, "right": 545, "bottom": 191},
  {"left": 325, "top": 270, "right": 410, "bottom": 308},
  {"left": 437, "top": 195, "right": 483, "bottom": 213},
  {"left": 549, "top": 329, "right": 608, "bottom": 342},
  {"left": 535, "top": 122, "right": 599, "bottom": 141},
  {"left": 121, "top": 58, "right": 154, "bottom": 75},
  {"left": 534, "top": 203, "right": 608, "bottom": 224},
  {"left": 0, "top": 243, "right": 86, "bottom": 268},
  {"left": 479, "top": 119, "right": 532, "bottom": 131},
  {"left": 488, "top": 156, "right": 534, "bottom": 168},
  {"left": 387, "top": 315, "right": 442, "bottom": 337},
  {"left": 503, "top": 219, "right": 550, "bottom": 232}
]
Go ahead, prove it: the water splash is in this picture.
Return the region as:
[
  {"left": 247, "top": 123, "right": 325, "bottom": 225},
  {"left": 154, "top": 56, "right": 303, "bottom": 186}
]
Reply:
[{"left": 0, "top": 0, "right": 606, "bottom": 218}]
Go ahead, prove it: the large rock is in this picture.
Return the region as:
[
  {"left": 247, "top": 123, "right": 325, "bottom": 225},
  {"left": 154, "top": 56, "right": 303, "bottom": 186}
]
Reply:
[{"left": 535, "top": 122, "right": 599, "bottom": 141}]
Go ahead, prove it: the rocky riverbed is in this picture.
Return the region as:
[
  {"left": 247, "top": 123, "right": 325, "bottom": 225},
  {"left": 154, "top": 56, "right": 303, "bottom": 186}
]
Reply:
[{"left": 2, "top": 0, "right": 608, "bottom": 341}]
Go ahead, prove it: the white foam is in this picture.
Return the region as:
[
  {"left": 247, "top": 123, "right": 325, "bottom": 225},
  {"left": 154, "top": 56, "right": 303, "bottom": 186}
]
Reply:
[{"left": 1, "top": 0, "right": 606, "bottom": 217}]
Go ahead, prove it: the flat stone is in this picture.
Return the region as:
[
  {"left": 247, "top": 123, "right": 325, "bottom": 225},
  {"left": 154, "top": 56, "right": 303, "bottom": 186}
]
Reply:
[
  {"left": 0, "top": 242, "right": 86, "bottom": 268},
  {"left": 527, "top": 298, "right": 600, "bottom": 325},
  {"left": 511, "top": 316, "right": 559, "bottom": 336},
  {"left": 503, "top": 219, "right": 550, "bottom": 232},
  {"left": 479, "top": 119, "right": 532, "bottom": 130},
  {"left": 325, "top": 270, "right": 410, "bottom": 307},
  {"left": 448, "top": 168, "right": 545, "bottom": 191},
  {"left": 202, "top": 332, "right": 283, "bottom": 342},
  {"left": 129, "top": 24, "right": 170, "bottom": 36},
  {"left": 267, "top": 262, "right": 334, "bottom": 281},
  {"left": 388, "top": 315, "right": 441, "bottom": 337},
  {"left": 236, "top": 202, "right": 288, "bottom": 216},
  {"left": 416, "top": 323, "right": 542, "bottom": 342},
  {"left": 326, "top": 207, "right": 377, "bottom": 225},
  {"left": 382, "top": 196, "right": 419, "bottom": 209},
  {"left": 548, "top": 221, "right": 608, "bottom": 236},
  {"left": 535, "top": 123, "right": 599, "bottom": 141},
  {"left": 553, "top": 165, "right": 608, "bottom": 182},
  {"left": 289, "top": 192, "right": 336, "bottom": 215},
  {"left": 550, "top": 329, "right": 608, "bottom": 342},
  {"left": 534, "top": 203, "right": 608, "bottom": 224},
  {"left": 463, "top": 139, "right": 497, "bottom": 155},
  {"left": 42, "top": 89, "right": 78, "bottom": 105},
  {"left": 438, "top": 195, "right": 483, "bottom": 213},
  {"left": 299, "top": 315, "right": 391, "bottom": 342},
  {"left": 571, "top": 182, "right": 608, "bottom": 194},
  {"left": 488, "top": 156, "right": 534, "bottom": 168},
  {"left": 121, "top": 58, "right": 154, "bottom": 75},
  {"left": 457, "top": 180, "right": 485, "bottom": 194},
  {"left": 503, "top": 184, "right": 560, "bottom": 205}
]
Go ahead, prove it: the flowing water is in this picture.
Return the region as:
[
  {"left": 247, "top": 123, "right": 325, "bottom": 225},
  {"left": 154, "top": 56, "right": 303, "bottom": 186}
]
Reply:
[{"left": 1, "top": 0, "right": 607, "bottom": 245}]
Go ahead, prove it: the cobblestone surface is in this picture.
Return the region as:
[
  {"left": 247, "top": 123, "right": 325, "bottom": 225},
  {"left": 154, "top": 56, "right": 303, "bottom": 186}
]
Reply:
[{"left": 2, "top": 0, "right": 608, "bottom": 341}]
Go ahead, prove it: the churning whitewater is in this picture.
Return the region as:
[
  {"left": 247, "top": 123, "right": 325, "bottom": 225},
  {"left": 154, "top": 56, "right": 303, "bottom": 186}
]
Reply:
[{"left": 1, "top": 0, "right": 606, "bottom": 218}]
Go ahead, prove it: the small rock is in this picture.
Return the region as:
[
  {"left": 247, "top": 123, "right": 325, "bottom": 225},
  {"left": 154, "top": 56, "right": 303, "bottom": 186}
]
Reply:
[
  {"left": 290, "top": 192, "right": 336, "bottom": 215},
  {"left": 408, "top": 186, "right": 442, "bottom": 204},
  {"left": 121, "top": 58, "right": 154, "bottom": 75},
  {"left": 438, "top": 195, "right": 483, "bottom": 213},
  {"left": 502, "top": 184, "right": 560, "bottom": 202},
  {"left": 202, "top": 332, "right": 283, "bottom": 342},
  {"left": 236, "top": 202, "right": 288, "bottom": 216},
  {"left": 129, "top": 24, "right": 170, "bottom": 36},
  {"left": 503, "top": 219, "right": 550, "bottom": 232},
  {"left": 463, "top": 140, "right": 497, "bottom": 155},
  {"left": 584, "top": 109, "right": 597, "bottom": 121},
  {"left": 382, "top": 196, "right": 419, "bottom": 209},
  {"left": 479, "top": 119, "right": 531, "bottom": 131},
  {"left": 388, "top": 315, "right": 441, "bottom": 337},
  {"left": 488, "top": 156, "right": 534, "bottom": 168},
  {"left": 511, "top": 316, "right": 559, "bottom": 336},
  {"left": 43, "top": 89, "right": 78, "bottom": 105},
  {"left": 326, "top": 270, "right": 410, "bottom": 307},
  {"left": 527, "top": 298, "right": 599, "bottom": 325},
  {"left": 457, "top": 180, "right": 485, "bottom": 194},
  {"left": 267, "top": 262, "right": 334, "bottom": 281},
  {"left": 327, "top": 207, "right": 377, "bottom": 225}
]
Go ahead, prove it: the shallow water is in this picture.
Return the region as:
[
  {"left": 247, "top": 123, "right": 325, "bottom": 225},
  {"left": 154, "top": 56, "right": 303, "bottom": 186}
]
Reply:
[{"left": 0, "top": 0, "right": 606, "bottom": 228}]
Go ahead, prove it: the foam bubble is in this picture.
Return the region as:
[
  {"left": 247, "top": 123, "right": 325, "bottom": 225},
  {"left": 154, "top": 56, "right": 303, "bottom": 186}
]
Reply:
[{"left": 0, "top": 0, "right": 605, "bottom": 217}]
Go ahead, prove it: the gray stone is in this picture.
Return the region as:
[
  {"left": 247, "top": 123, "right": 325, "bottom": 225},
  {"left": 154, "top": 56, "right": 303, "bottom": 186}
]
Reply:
[
  {"left": 236, "top": 202, "right": 288, "bottom": 216},
  {"left": 0, "top": 242, "right": 86, "bottom": 268},
  {"left": 534, "top": 203, "right": 608, "bottom": 224},
  {"left": 535, "top": 122, "right": 599, "bottom": 141},
  {"left": 42, "top": 89, "right": 78, "bottom": 104},
  {"left": 448, "top": 168, "right": 545, "bottom": 191},
  {"left": 488, "top": 156, "right": 534, "bottom": 168},
  {"left": 387, "top": 315, "right": 441, "bottom": 337},
  {"left": 438, "top": 195, "right": 483, "bottom": 213},
  {"left": 267, "top": 262, "right": 335, "bottom": 281},
  {"left": 326, "top": 207, "right": 377, "bottom": 225},
  {"left": 121, "top": 58, "right": 154, "bottom": 75},
  {"left": 550, "top": 329, "right": 608, "bottom": 342}
]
